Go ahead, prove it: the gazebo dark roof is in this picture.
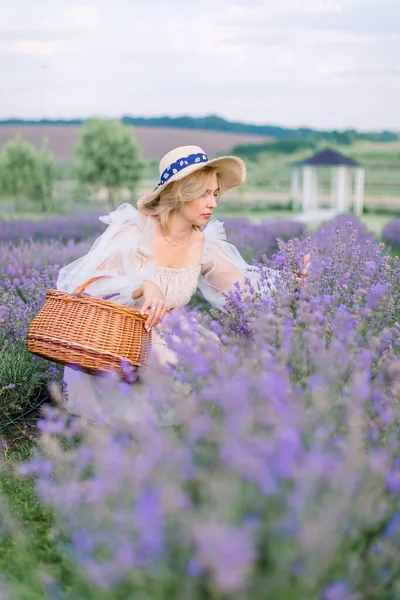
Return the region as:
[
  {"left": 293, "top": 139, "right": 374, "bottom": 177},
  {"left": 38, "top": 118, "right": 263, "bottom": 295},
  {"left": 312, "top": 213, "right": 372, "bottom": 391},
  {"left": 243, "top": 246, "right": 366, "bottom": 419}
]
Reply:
[{"left": 293, "top": 148, "right": 361, "bottom": 168}]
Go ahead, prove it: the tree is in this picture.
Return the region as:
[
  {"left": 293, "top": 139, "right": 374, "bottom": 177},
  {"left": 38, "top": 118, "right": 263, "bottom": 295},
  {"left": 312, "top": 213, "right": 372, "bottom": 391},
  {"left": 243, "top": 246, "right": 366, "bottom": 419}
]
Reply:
[
  {"left": 75, "top": 118, "right": 143, "bottom": 209},
  {"left": 36, "top": 138, "right": 56, "bottom": 212},
  {"left": 0, "top": 136, "right": 39, "bottom": 212}
]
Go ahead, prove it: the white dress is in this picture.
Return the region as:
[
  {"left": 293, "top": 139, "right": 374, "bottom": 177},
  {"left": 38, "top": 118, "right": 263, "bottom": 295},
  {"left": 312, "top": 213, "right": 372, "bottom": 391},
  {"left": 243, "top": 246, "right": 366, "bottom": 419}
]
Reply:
[{"left": 56, "top": 203, "right": 279, "bottom": 421}]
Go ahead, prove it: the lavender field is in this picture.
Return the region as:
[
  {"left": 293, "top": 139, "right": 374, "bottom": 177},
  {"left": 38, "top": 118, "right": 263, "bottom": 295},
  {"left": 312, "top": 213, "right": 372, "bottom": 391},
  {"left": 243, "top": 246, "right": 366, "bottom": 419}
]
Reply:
[{"left": 0, "top": 211, "right": 400, "bottom": 599}]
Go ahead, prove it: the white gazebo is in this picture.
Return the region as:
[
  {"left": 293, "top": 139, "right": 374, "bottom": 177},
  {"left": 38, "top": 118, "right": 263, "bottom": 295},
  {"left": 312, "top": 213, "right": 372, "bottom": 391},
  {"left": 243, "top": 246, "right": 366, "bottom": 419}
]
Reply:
[{"left": 291, "top": 149, "right": 366, "bottom": 216}]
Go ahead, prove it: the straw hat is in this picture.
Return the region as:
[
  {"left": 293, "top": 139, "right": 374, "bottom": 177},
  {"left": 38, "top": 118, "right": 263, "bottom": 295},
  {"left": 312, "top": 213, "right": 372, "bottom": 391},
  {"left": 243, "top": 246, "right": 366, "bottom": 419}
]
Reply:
[{"left": 137, "top": 145, "right": 246, "bottom": 210}]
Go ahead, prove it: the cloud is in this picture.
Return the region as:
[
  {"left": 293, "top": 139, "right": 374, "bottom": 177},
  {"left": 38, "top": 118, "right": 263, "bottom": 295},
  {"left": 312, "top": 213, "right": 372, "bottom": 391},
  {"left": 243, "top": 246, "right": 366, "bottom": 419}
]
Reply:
[
  {"left": 0, "top": 0, "right": 399, "bottom": 129},
  {"left": 0, "top": 29, "right": 79, "bottom": 42},
  {"left": 219, "top": 0, "right": 400, "bottom": 36},
  {"left": 0, "top": 4, "right": 101, "bottom": 57},
  {"left": 8, "top": 41, "right": 58, "bottom": 56},
  {"left": 64, "top": 4, "right": 100, "bottom": 28},
  {"left": 286, "top": 0, "right": 344, "bottom": 14},
  {"left": 323, "top": 67, "right": 400, "bottom": 78},
  {"left": 39, "top": 4, "right": 101, "bottom": 33}
]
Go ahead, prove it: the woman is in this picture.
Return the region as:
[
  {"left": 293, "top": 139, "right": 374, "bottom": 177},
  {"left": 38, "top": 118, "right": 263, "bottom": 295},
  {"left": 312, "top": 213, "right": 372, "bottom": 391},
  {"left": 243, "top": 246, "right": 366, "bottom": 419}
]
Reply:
[{"left": 57, "top": 145, "right": 309, "bottom": 419}]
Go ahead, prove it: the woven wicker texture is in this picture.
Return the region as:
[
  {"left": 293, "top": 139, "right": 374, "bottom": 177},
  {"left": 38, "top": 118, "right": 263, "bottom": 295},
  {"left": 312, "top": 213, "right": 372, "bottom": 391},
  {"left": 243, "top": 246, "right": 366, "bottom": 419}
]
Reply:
[{"left": 26, "top": 276, "right": 151, "bottom": 378}]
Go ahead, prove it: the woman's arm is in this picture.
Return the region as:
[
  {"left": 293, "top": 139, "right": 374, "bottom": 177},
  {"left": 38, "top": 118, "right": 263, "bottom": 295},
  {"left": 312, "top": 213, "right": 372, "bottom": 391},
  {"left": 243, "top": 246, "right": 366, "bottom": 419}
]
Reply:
[
  {"left": 198, "top": 220, "right": 279, "bottom": 312},
  {"left": 87, "top": 221, "right": 168, "bottom": 330},
  {"left": 56, "top": 204, "right": 156, "bottom": 307}
]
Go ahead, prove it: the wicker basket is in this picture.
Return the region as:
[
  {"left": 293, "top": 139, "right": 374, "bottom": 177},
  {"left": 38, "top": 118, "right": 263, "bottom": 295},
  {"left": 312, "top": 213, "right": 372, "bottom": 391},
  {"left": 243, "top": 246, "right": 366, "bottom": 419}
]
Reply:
[{"left": 26, "top": 276, "right": 151, "bottom": 378}]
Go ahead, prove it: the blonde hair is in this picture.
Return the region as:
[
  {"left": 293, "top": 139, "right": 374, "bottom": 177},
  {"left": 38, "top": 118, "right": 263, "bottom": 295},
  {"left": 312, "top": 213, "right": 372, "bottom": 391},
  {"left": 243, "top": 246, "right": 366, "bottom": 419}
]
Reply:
[{"left": 143, "top": 166, "right": 223, "bottom": 232}]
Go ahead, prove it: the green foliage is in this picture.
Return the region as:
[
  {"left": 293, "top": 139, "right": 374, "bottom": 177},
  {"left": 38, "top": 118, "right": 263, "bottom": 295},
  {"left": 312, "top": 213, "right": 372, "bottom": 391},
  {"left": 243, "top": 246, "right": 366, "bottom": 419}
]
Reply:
[
  {"left": 75, "top": 118, "right": 144, "bottom": 209},
  {"left": 0, "top": 136, "right": 57, "bottom": 213},
  {"left": 348, "top": 129, "right": 398, "bottom": 143},
  {"left": 35, "top": 139, "right": 56, "bottom": 212},
  {"left": 1, "top": 116, "right": 397, "bottom": 142},
  {"left": 0, "top": 137, "right": 39, "bottom": 212},
  {"left": 54, "top": 161, "right": 78, "bottom": 180},
  {"left": 0, "top": 456, "right": 103, "bottom": 600},
  {"left": 232, "top": 131, "right": 396, "bottom": 162},
  {"left": 1, "top": 448, "right": 163, "bottom": 599},
  {"left": 141, "top": 159, "right": 160, "bottom": 180},
  {"left": 117, "top": 116, "right": 400, "bottom": 143},
  {"left": 232, "top": 138, "right": 318, "bottom": 160},
  {"left": 0, "top": 340, "right": 52, "bottom": 422}
]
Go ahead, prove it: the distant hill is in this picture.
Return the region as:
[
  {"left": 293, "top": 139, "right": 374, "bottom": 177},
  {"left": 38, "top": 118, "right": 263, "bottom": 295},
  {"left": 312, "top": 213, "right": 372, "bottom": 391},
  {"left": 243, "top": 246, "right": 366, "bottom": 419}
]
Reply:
[
  {"left": 0, "top": 114, "right": 397, "bottom": 143},
  {"left": 0, "top": 124, "right": 270, "bottom": 162}
]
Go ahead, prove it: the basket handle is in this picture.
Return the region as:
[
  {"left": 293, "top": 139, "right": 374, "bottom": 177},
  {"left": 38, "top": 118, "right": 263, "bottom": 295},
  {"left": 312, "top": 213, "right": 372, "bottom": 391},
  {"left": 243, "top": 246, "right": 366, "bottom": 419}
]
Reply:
[
  {"left": 73, "top": 275, "right": 106, "bottom": 294},
  {"left": 63, "top": 276, "right": 107, "bottom": 303}
]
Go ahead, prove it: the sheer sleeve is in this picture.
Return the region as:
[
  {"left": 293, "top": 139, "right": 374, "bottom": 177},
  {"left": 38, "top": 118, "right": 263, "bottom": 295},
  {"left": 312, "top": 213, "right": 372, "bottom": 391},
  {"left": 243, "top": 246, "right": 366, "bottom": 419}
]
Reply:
[
  {"left": 198, "top": 220, "right": 280, "bottom": 312},
  {"left": 56, "top": 202, "right": 156, "bottom": 307}
]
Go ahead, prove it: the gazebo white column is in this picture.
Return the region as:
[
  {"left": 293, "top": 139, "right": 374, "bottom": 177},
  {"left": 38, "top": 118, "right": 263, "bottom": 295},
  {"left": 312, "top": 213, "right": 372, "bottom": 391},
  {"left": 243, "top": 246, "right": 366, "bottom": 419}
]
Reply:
[
  {"left": 336, "top": 166, "right": 348, "bottom": 212},
  {"left": 344, "top": 167, "right": 353, "bottom": 212},
  {"left": 291, "top": 167, "right": 301, "bottom": 210},
  {"left": 354, "top": 168, "right": 365, "bottom": 216},
  {"left": 302, "top": 166, "right": 313, "bottom": 212},
  {"left": 309, "top": 167, "right": 318, "bottom": 209},
  {"left": 330, "top": 167, "right": 337, "bottom": 209},
  {"left": 293, "top": 148, "right": 364, "bottom": 218}
]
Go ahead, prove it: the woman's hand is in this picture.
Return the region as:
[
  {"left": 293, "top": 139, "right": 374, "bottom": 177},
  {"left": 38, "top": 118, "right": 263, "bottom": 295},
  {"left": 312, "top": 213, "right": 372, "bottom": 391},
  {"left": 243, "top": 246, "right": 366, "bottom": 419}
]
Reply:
[
  {"left": 296, "top": 254, "right": 311, "bottom": 286},
  {"left": 140, "top": 280, "right": 168, "bottom": 331}
]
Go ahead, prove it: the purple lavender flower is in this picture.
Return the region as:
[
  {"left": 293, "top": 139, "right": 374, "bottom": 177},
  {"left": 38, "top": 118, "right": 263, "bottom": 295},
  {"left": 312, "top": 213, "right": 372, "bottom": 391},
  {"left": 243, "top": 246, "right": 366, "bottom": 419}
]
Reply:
[
  {"left": 324, "top": 580, "right": 355, "bottom": 600},
  {"left": 134, "top": 485, "right": 164, "bottom": 562},
  {"left": 382, "top": 218, "right": 400, "bottom": 249},
  {"left": 101, "top": 292, "right": 121, "bottom": 301},
  {"left": 3, "top": 209, "right": 400, "bottom": 597},
  {"left": 193, "top": 523, "right": 255, "bottom": 592}
]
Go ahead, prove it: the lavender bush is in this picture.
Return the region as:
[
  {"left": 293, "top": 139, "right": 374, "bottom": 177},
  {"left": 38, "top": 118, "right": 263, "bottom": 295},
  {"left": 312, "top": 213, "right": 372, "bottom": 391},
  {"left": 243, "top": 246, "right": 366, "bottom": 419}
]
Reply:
[
  {"left": 223, "top": 217, "right": 306, "bottom": 262},
  {"left": 0, "top": 211, "right": 305, "bottom": 253},
  {"left": 10, "top": 218, "right": 400, "bottom": 599},
  {"left": 382, "top": 218, "right": 400, "bottom": 250},
  {"left": 0, "top": 267, "right": 62, "bottom": 420},
  {"left": 0, "top": 216, "right": 304, "bottom": 419},
  {"left": 312, "top": 214, "right": 375, "bottom": 246},
  {"left": 0, "top": 238, "right": 91, "bottom": 283},
  {"left": 0, "top": 211, "right": 104, "bottom": 244}
]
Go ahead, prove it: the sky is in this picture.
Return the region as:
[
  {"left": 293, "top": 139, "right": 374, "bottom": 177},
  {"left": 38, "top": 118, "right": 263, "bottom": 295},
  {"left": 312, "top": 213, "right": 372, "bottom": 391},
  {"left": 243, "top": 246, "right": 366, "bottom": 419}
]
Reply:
[{"left": 0, "top": 0, "right": 399, "bottom": 130}]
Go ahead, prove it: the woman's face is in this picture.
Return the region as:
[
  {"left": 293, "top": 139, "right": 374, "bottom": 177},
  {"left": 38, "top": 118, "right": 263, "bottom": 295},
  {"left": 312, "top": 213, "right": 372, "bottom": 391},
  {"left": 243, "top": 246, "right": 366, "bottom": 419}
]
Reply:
[{"left": 178, "top": 172, "right": 220, "bottom": 227}]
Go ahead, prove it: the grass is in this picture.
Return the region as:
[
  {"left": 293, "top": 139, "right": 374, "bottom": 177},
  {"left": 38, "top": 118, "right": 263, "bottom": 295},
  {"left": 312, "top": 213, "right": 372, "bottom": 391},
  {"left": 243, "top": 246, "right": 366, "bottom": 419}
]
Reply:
[
  {"left": 1, "top": 198, "right": 395, "bottom": 238},
  {"left": 0, "top": 444, "right": 61, "bottom": 599},
  {"left": 0, "top": 180, "right": 398, "bottom": 595},
  {"left": 0, "top": 136, "right": 398, "bottom": 594},
  {"left": 0, "top": 441, "right": 121, "bottom": 599},
  {"left": 212, "top": 208, "right": 395, "bottom": 237},
  {"left": 240, "top": 140, "right": 400, "bottom": 198},
  {"left": 308, "top": 213, "right": 395, "bottom": 236},
  {"left": 2, "top": 137, "right": 400, "bottom": 219},
  {"left": 215, "top": 208, "right": 295, "bottom": 221},
  {"left": 0, "top": 285, "right": 398, "bottom": 598},
  {"left": 0, "top": 406, "right": 93, "bottom": 597}
]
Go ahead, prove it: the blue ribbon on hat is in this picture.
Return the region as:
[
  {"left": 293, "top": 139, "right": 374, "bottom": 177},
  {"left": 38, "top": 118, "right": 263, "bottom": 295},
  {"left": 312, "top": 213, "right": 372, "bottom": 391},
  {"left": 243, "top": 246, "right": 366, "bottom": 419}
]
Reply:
[{"left": 153, "top": 152, "right": 209, "bottom": 192}]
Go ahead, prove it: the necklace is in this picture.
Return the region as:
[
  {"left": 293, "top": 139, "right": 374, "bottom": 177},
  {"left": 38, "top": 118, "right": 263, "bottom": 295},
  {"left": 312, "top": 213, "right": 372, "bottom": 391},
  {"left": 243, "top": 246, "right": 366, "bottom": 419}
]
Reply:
[{"left": 161, "top": 226, "right": 193, "bottom": 247}]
